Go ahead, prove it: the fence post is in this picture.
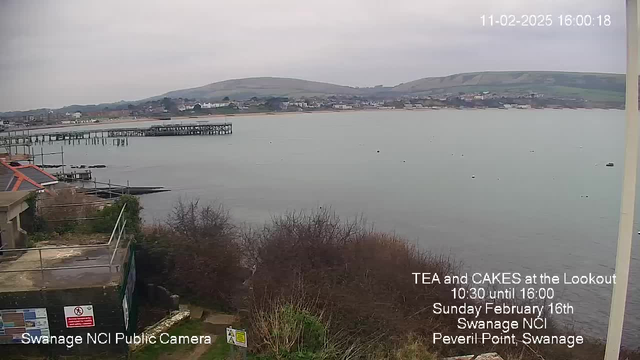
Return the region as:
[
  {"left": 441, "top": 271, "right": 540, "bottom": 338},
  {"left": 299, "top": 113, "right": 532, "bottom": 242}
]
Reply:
[{"left": 39, "top": 249, "right": 44, "bottom": 284}]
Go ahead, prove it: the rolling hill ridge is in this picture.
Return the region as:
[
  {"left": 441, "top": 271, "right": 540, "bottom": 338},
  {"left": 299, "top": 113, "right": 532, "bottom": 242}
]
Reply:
[
  {"left": 0, "top": 71, "right": 626, "bottom": 115},
  {"left": 148, "top": 71, "right": 625, "bottom": 103}
]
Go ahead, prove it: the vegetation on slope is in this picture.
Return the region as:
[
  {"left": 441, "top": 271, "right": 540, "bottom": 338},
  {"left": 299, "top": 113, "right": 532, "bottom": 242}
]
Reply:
[
  {"left": 148, "top": 77, "right": 362, "bottom": 102},
  {"left": 132, "top": 199, "right": 639, "bottom": 360},
  {"left": 391, "top": 71, "right": 624, "bottom": 96}
]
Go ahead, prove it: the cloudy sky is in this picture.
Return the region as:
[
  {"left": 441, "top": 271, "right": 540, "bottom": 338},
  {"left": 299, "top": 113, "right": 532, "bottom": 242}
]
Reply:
[{"left": 0, "top": 0, "right": 625, "bottom": 112}]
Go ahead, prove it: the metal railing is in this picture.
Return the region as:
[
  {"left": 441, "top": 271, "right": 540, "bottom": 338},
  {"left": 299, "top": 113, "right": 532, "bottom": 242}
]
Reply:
[{"left": 0, "top": 203, "right": 128, "bottom": 284}]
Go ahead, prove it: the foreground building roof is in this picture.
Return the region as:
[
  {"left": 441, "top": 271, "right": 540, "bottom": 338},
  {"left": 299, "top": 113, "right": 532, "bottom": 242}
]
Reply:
[{"left": 0, "top": 161, "right": 58, "bottom": 192}]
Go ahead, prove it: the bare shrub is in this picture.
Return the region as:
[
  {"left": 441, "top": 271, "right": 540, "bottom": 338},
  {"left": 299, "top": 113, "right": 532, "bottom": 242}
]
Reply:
[
  {"left": 168, "top": 198, "right": 235, "bottom": 240},
  {"left": 242, "top": 209, "right": 640, "bottom": 360},
  {"left": 31, "top": 188, "right": 103, "bottom": 233},
  {"left": 134, "top": 203, "right": 640, "bottom": 359},
  {"left": 243, "top": 209, "right": 460, "bottom": 355},
  {"left": 136, "top": 198, "right": 246, "bottom": 310}
]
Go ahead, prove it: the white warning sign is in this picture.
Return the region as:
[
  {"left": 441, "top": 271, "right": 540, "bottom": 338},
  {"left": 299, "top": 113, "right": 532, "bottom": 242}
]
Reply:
[{"left": 63, "top": 305, "right": 95, "bottom": 328}]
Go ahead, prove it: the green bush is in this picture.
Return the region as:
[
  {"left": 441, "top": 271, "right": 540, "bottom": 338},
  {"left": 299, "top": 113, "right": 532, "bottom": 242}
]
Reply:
[
  {"left": 251, "top": 295, "right": 361, "bottom": 360},
  {"left": 22, "top": 192, "right": 48, "bottom": 233},
  {"left": 279, "top": 304, "right": 326, "bottom": 354},
  {"left": 135, "top": 199, "right": 244, "bottom": 310},
  {"left": 91, "top": 195, "right": 142, "bottom": 235}
]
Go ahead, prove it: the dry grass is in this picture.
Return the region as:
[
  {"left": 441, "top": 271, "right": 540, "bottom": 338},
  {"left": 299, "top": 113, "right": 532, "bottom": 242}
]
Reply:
[
  {"left": 386, "top": 335, "right": 438, "bottom": 360},
  {"left": 36, "top": 188, "right": 106, "bottom": 232}
]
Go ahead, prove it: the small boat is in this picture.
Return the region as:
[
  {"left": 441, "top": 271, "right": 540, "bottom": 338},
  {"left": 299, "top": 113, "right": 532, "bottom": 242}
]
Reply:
[{"left": 606, "top": 162, "right": 614, "bottom": 167}]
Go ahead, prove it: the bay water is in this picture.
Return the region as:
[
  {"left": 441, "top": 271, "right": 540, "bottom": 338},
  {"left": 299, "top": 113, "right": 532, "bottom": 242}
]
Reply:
[{"left": 33, "top": 109, "right": 639, "bottom": 346}]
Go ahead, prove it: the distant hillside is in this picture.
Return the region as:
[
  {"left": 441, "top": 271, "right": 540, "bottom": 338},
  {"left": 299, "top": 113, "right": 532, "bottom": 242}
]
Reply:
[
  {"left": 391, "top": 71, "right": 625, "bottom": 102},
  {"left": 148, "top": 72, "right": 626, "bottom": 103},
  {"left": 0, "top": 71, "right": 627, "bottom": 115},
  {"left": 146, "top": 77, "right": 364, "bottom": 101}
]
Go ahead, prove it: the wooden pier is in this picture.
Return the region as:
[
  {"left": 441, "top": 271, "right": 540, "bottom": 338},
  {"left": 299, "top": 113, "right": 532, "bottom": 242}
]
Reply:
[{"left": 0, "top": 122, "right": 232, "bottom": 146}]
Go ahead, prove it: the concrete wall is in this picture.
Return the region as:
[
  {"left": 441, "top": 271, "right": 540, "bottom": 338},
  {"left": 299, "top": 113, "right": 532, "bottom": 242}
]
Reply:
[
  {"left": 0, "top": 285, "right": 128, "bottom": 359},
  {"left": 0, "top": 200, "right": 28, "bottom": 249}
]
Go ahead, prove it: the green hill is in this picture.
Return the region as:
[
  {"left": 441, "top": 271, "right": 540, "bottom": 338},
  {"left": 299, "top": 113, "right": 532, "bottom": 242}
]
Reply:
[
  {"left": 149, "top": 71, "right": 625, "bottom": 103},
  {"left": 0, "top": 71, "right": 627, "bottom": 115},
  {"left": 390, "top": 71, "right": 625, "bottom": 102},
  {"left": 147, "top": 77, "right": 363, "bottom": 101}
]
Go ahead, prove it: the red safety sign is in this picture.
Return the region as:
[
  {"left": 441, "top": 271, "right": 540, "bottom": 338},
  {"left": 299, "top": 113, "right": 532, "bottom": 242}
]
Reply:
[{"left": 63, "top": 305, "right": 95, "bottom": 328}]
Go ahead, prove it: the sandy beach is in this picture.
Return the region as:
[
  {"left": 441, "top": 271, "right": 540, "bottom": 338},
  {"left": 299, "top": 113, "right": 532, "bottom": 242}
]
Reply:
[{"left": 8, "top": 109, "right": 402, "bottom": 132}]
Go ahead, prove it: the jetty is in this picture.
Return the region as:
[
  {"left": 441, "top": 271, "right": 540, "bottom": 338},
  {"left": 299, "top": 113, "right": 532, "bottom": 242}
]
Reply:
[
  {"left": 71, "top": 179, "right": 170, "bottom": 198},
  {"left": 0, "top": 122, "right": 232, "bottom": 146},
  {"left": 80, "top": 186, "right": 169, "bottom": 198}
]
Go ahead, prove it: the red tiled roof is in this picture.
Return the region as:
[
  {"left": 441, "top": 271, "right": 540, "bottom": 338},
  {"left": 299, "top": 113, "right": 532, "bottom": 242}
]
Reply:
[{"left": 0, "top": 161, "right": 57, "bottom": 193}]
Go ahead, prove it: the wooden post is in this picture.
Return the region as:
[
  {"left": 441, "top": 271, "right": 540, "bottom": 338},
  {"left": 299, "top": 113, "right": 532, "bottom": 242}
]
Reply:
[
  {"left": 39, "top": 249, "right": 44, "bottom": 284},
  {"left": 61, "top": 146, "right": 65, "bottom": 175}
]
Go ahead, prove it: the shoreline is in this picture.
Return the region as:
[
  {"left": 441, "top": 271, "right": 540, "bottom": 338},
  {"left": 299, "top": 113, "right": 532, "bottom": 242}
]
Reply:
[
  {"left": 7, "top": 107, "right": 621, "bottom": 133},
  {"left": 7, "top": 109, "right": 349, "bottom": 132}
]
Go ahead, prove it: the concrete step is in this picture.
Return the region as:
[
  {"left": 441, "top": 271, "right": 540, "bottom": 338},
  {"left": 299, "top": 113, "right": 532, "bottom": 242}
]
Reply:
[
  {"left": 189, "top": 305, "right": 204, "bottom": 320},
  {"left": 202, "top": 313, "right": 238, "bottom": 335}
]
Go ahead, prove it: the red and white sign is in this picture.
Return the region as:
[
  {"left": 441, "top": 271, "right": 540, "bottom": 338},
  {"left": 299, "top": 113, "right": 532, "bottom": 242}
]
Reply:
[{"left": 63, "top": 305, "right": 95, "bottom": 328}]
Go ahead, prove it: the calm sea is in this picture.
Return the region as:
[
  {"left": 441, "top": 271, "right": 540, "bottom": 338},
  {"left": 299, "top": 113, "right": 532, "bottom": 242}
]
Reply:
[{"left": 32, "top": 109, "right": 639, "bottom": 346}]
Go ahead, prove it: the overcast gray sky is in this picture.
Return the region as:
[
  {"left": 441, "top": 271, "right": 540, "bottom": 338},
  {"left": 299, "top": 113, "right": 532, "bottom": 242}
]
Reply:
[{"left": 0, "top": 0, "right": 625, "bottom": 112}]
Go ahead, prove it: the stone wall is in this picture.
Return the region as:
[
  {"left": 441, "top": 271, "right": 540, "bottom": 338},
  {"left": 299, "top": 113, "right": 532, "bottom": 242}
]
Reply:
[{"left": 144, "top": 283, "right": 180, "bottom": 311}]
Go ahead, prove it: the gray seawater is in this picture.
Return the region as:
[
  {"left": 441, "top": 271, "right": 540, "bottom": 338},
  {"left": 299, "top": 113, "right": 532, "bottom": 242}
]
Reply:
[{"left": 33, "top": 109, "right": 639, "bottom": 346}]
